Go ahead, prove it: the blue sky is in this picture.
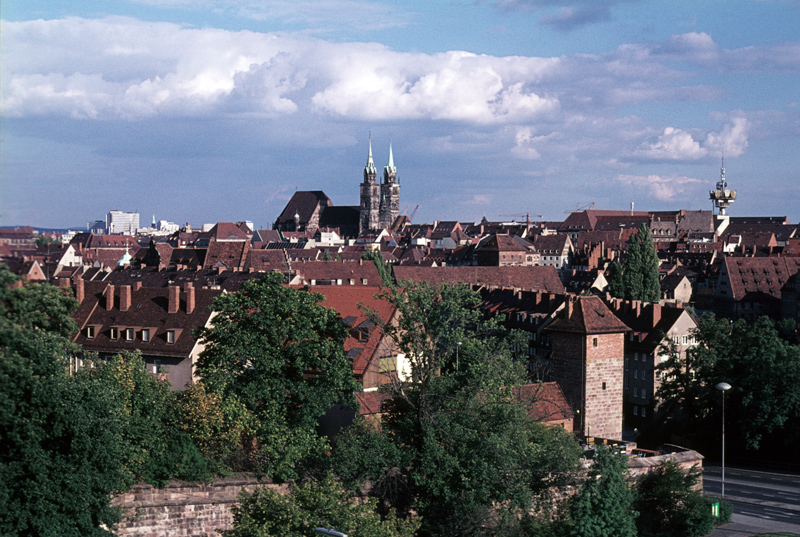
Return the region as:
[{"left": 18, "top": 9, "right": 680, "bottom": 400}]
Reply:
[{"left": 2, "top": 0, "right": 799, "bottom": 229}]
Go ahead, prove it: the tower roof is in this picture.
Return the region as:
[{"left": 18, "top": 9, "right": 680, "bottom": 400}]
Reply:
[
  {"left": 384, "top": 139, "right": 396, "bottom": 174},
  {"left": 365, "top": 137, "right": 377, "bottom": 176}
]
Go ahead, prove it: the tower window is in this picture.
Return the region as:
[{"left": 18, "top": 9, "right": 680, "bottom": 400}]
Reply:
[
  {"left": 602, "top": 382, "right": 606, "bottom": 390},
  {"left": 592, "top": 337, "right": 598, "bottom": 347}
]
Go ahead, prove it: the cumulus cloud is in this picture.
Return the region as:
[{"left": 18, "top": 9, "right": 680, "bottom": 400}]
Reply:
[
  {"left": 616, "top": 174, "right": 702, "bottom": 201},
  {"left": 704, "top": 116, "right": 750, "bottom": 158},
  {"left": 635, "top": 127, "right": 706, "bottom": 160}
]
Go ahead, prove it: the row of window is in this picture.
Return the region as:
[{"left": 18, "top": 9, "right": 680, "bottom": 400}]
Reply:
[
  {"left": 632, "top": 405, "right": 647, "bottom": 417},
  {"left": 86, "top": 326, "right": 175, "bottom": 344}
]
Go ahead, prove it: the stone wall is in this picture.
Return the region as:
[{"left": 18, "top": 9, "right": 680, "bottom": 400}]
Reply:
[
  {"left": 627, "top": 445, "right": 705, "bottom": 489},
  {"left": 112, "top": 476, "right": 286, "bottom": 537}
]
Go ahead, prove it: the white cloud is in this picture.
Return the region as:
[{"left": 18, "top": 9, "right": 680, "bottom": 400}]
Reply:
[
  {"left": 466, "top": 194, "right": 492, "bottom": 205},
  {"left": 704, "top": 116, "right": 750, "bottom": 158},
  {"left": 635, "top": 127, "right": 706, "bottom": 160},
  {"left": 616, "top": 174, "right": 702, "bottom": 201}
]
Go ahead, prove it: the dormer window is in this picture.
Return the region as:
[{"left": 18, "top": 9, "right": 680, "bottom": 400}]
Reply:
[
  {"left": 125, "top": 328, "right": 134, "bottom": 341},
  {"left": 110, "top": 327, "right": 119, "bottom": 340},
  {"left": 86, "top": 326, "right": 95, "bottom": 339},
  {"left": 167, "top": 330, "right": 175, "bottom": 344},
  {"left": 142, "top": 329, "right": 150, "bottom": 342}
]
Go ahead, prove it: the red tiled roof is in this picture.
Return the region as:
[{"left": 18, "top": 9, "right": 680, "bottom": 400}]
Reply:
[
  {"left": 546, "top": 296, "right": 629, "bottom": 334},
  {"left": 393, "top": 266, "right": 565, "bottom": 294},
  {"left": 722, "top": 257, "right": 800, "bottom": 301}
]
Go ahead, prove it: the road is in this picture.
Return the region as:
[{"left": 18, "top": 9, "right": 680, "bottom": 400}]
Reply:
[{"left": 703, "top": 464, "right": 800, "bottom": 535}]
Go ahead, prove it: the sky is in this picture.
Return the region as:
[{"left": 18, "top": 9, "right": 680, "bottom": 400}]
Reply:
[{"left": 1, "top": 0, "right": 799, "bottom": 230}]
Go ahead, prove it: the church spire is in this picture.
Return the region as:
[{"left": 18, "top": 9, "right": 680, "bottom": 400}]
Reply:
[
  {"left": 364, "top": 134, "right": 377, "bottom": 182},
  {"left": 384, "top": 139, "right": 396, "bottom": 178}
]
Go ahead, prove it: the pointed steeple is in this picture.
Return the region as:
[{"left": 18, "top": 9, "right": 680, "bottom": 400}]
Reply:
[
  {"left": 364, "top": 134, "right": 377, "bottom": 182},
  {"left": 384, "top": 139, "right": 396, "bottom": 176}
]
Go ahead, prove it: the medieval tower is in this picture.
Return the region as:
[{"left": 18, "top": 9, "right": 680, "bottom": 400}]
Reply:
[{"left": 360, "top": 138, "right": 400, "bottom": 234}]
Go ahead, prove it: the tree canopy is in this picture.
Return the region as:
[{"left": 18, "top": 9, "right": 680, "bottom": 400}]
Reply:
[
  {"left": 332, "top": 281, "right": 583, "bottom": 536},
  {"left": 656, "top": 314, "right": 800, "bottom": 457},
  {"left": 195, "top": 272, "right": 361, "bottom": 480},
  {"left": 611, "top": 224, "right": 661, "bottom": 303}
]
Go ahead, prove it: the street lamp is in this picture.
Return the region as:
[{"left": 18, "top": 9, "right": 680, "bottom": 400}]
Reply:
[
  {"left": 456, "top": 341, "right": 462, "bottom": 372},
  {"left": 716, "top": 382, "right": 731, "bottom": 498}
]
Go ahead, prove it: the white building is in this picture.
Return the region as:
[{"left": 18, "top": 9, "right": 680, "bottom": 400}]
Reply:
[{"left": 106, "top": 211, "right": 140, "bottom": 235}]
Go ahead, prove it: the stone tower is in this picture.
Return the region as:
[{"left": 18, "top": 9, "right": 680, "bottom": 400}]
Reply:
[
  {"left": 379, "top": 140, "right": 400, "bottom": 230},
  {"left": 360, "top": 138, "right": 380, "bottom": 233},
  {"left": 545, "top": 296, "right": 629, "bottom": 440}
]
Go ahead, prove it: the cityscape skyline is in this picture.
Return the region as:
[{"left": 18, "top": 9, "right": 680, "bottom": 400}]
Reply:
[{"left": 2, "top": 0, "right": 799, "bottom": 229}]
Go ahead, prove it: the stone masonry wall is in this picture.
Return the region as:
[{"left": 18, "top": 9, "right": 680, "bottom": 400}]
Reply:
[
  {"left": 584, "top": 332, "right": 625, "bottom": 440},
  {"left": 112, "top": 476, "right": 286, "bottom": 537}
]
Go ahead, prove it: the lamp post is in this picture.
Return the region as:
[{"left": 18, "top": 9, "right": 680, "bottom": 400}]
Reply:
[
  {"left": 456, "top": 341, "right": 462, "bottom": 372},
  {"left": 716, "top": 382, "right": 731, "bottom": 498}
]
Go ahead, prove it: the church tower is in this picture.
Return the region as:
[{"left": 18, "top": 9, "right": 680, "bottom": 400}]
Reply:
[
  {"left": 360, "top": 137, "right": 380, "bottom": 233},
  {"left": 379, "top": 140, "right": 400, "bottom": 229}
]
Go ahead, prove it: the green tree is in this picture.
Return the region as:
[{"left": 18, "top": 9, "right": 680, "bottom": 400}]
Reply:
[
  {"left": 335, "top": 282, "right": 582, "bottom": 536},
  {"left": 635, "top": 460, "right": 718, "bottom": 537},
  {"left": 606, "top": 260, "right": 626, "bottom": 299},
  {"left": 618, "top": 224, "right": 661, "bottom": 302},
  {"left": 569, "top": 447, "right": 637, "bottom": 537},
  {"left": 657, "top": 314, "right": 800, "bottom": 456},
  {"left": 222, "top": 472, "right": 419, "bottom": 537},
  {"left": 0, "top": 267, "right": 128, "bottom": 536},
  {"left": 361, "top": 248, "right": 394, "bottom": 287},
  {"left": 84, "top": 351, "right": 215, "bottom": 486},
  {"left": 195, "top": 273, "right": 360, "bottom": 480}
]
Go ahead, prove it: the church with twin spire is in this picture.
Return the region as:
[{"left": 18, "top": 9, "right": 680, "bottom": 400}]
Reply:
[
  {"left": 273, "top": 137, "right": 400, "bottom": 237},
  {"left": 360, "top": 138, "right": 400, "bottom": 234}
]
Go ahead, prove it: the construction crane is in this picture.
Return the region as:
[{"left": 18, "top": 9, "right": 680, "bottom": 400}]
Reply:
[
  {"left": 563, "top": 202, "right": 594, "bottom": 214},
  {"left": 409, "top": 204, "right": 419, "bottom": 222}
]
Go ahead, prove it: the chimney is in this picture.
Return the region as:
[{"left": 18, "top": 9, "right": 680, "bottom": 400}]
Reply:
[
  {"left": 634, "top": 300, "right": 642, "bottom": 317},
  {"left": 168, "top": 285, "right": 179, "bottom": 314},
  {"left": 184, "top": 282, "right": 195, "bottom": 314},
  {"left": 58, "top": 278, "right": 69, "bottom": 289},
  {"left": 133, "top": 281, "right": 142, "bottom": 291},
  {"left": 565, "top": 298, "right": 573, "bottom": 319},
  {"left": 120, "top": 285, "right": 132, "bottom": 312},
  {"left": 534, "top": 292, "right": 541, "bottom": 305},
  {"left": 106, "top": 284, "right": 115, "bottom": 310},
  {"left": 650, "top": 303, "right": 661, "bottom": 327},
  {"left": 75, "top": 279, "right": 85, "bottom": 303}
]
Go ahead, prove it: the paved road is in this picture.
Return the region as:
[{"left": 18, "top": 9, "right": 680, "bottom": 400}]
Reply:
[{"left": 704, "top": 464, "right": 800, "bottom": 536}]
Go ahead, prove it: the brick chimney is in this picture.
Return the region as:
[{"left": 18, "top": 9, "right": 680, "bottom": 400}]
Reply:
[
  {"left": 75, "top": 278, "right": 85, "bottom": 303},
  {"left": 133, "top": 281, "right": 142, "bottom": 291},
  {"left": 184, "top": 282, "right": 195, "bottom": 314},
  {"left": 120, "top": 285, "right": 132, "bottom": 312},
  {"left": 168, "top": 285, "right": 179, "bottom": 314},
  {"left": 650, "top": 303, "right": 661, "bottom": 328},
  {"left": 58, "top": 278, "right": 70, "bottom": 289},
  {"left": 106, "top": 284, "right": 115, "bottom": 310}
]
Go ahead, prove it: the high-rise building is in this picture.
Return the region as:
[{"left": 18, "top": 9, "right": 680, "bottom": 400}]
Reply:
[{"left": 106, "top": 210, "right": 140, "bottom": 235}]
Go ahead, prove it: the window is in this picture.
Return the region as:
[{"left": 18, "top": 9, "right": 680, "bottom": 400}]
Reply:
[
  {"left": 624, "top": 377, "right": 629, "bottom": 389},
  {"left": 142, "top": 329, "right": 150, "bottom": 342},
  {"left": 633, "top": 387, "right": 639, "bottom": 398},
  {"left": 125, "top": 328, "right": 134, "bottom": 341},
  {"left": 592, "top": 337, "right": 598, "bottom": 347},
  {"left": 633, "top": 405, "right": 638, "bottom": 416},
  {"left": 166, "top": 330, "right": 175, "bottom": 344},
  {"left": 86, "top": 326, "right": 95, "bottom": 339},
  {"left": 154, "top": 359, "right": 161, "bottom": 373},
  {"left": 625, "top": 357, "right": 630, "bottom": 371},
  {"left": 110, "top": 327, "right": 119, "bottom": 340},
  {"left": 602, "top": 382, "right": 606, "bottom": 390},
  {"left": 634, "top": 352, "right": 639, "bottom": 361},
  {"left": 634, "top": 369, "right": 639, "bottom": 379},
  {"left": 642, "top": 407, "right": 646, "bottom": 417},
  {"left": 642, "top": 369, "right": 647, "bottom": 380},
  {"left": 642, "top": 388, "right": 647, "bottom": 399}
]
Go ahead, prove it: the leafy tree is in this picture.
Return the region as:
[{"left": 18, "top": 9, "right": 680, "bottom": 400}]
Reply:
[
  {"left": 361, "top": 248, "right": 394, "bottom": 287},
  {"left": 617, "top": 224, "right": 660, "bottom": 302},
  {"left": 84, "top": 351, "right": 215, "bottom": 486},
  {"left": 195, "top": 273, "right": 360, "bottom": 480},
  {"left": 0, "top": 267, "right": 128, "bottom": 535},
  {"left": 569, "top": 447, "right": 637, "bottom": 537},
  {"left": 606, "top": 260, "right": 625, "bottom": 299},
  {"left": 222, "top": 472, "right": 419, "bottom": 537},
  {"left": 635, "top": 460, "right": 717, "bottom": 537},
  {"left": 656, "top": 314, "right": 800, "bottom": 456},
  {"left": 334, "top": 282, "right": 582, "bottom": 536},
  {"left": 177, "top": 381, "right": 254, "bottom": 470},
  {"left": 321, "top": 250, "right": 333, "bottom": 261}
]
